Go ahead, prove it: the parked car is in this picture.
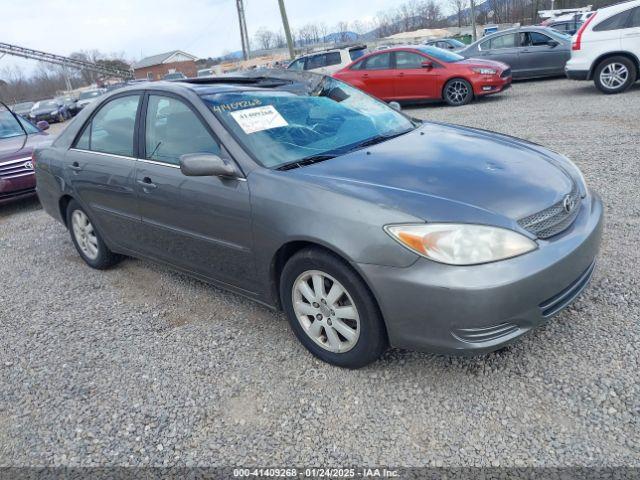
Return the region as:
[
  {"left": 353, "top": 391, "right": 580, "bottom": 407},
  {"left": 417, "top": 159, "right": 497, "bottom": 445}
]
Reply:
[
  {"left": 164, "top": 72, "right": 188, "bottom": 81},
  {"left": 458, "top": 26, "right": 572, "bottom": 79},
  {"left": 197, "top": 68, "right": 215, "bottom": 78},
  {"left": 0, "top": 102, "right": 50, "bottom": 204},
  {"left": 34, "top": 72, "right": 602, "bottom": 368},
  {"left": 11, "top": 101, "right": 34, "bottom": 119},
  {"left": 333, "top": 46, "right": 512, "bottom": 106},
  {"left": 565, "top": 0, "right": 640, "bottom": 94},
  {"left": 76, "top": 89, "right": 106, "bottom": 110},
  {"left": 547, "top": 18, "right": 584, "bottom": 35},
  {"left": 29, "top": 99, "right": 69, "bottom": 123},
  {"left": 56, "top": 95, "right": 79, "bottom": 117},
  {"left": 423, "top": 38, "right": 467, "bottom": 50},
  {"left": 287, "top": 45, "right": 368, "bottom": 74}
]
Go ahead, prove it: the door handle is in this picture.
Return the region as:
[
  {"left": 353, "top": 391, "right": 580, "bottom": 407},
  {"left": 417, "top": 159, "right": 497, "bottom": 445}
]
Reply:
[
  {"left": 69, "top": 161, "right": 82, "bottom": 171},
  {"left": 137, "top": 177, "right": 157, "bottom": 190},
  {"left": 362, "top": 73, "right": 369, "bottom": 78},
  {"left": 398, "top": 72, "right": 405, "bottom": 77}
]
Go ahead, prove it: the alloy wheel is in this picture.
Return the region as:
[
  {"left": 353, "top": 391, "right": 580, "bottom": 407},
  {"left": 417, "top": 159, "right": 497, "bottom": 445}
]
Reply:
[
  {"left": 71, "top": 210, "right": 99, "bottom": 260},
  {"left": 292, "top": 270, "right": 360, "bottom": 353},
  {"left": 446, "top": 80, "right": 470, "bottom": 105},
  {"left": 599, "top": 63, "right": 629, "bottom": 90}
]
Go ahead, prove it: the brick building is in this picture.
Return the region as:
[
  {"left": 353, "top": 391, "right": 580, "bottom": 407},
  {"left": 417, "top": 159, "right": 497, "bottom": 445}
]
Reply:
[{"left": 132, "top": 50, "right": 198, "bottom": 80}]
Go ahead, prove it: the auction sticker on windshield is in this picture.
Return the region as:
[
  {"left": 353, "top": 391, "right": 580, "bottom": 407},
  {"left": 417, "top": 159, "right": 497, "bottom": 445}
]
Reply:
[{"left": 229, "top": 105, "right": 288, "bottom": 134}]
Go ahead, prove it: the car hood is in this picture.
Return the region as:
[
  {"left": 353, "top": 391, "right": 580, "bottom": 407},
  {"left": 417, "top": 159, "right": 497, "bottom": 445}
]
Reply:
[
  {"left": 291, "top": 123, "right": 575, "bottom": 223},
  {"left": 0, "top": 133, "right": 50, "bottom": 160},
  {"left": 456, "top": 58, "right": 510, "bottom": 70}
]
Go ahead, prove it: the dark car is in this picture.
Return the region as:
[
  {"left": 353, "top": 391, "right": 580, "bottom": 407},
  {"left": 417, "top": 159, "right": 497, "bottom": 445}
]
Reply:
[
  {"left": 34, "top": 73, "right": 602, "bottom": 368},
  {"left": 163, "top": 72, "right": 187, "bottom": 81},
  {"left": 0, "top": 103, "right": 50, "bottom": 204},
  {"left": 458, "top": 26, "right": 572, "bottom": 79},
  {"left": 423, "top": 38, "right": 467, "bottom": 50},
  {"left": 56, "top": 95, "right": 79, "bottom": 117},
  {"left": 29, "top": 99, "right": 68, "bottom": 123},
  {"left": 11, "top": 101, "right": 34, "bottom": 119},
  {"left": 76, "top": 89, "right": 106, "bottom": 111}
]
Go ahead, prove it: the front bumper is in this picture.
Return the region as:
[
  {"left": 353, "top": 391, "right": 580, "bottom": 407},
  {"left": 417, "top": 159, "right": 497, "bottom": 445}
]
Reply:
[
  {"left": 0, "top": 173, "right": 37, "bottom": 205},
  {"left": 357, "top": 192, "right": 603, "bottom": 355},
  {"left": 473, "top": 76, "right": 512, "bottom": 96}
]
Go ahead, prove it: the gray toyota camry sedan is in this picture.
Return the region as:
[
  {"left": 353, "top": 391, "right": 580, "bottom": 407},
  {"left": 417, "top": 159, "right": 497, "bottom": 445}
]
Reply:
[{"left": 35, "top": 72, "right": 602, "bottom": 368}]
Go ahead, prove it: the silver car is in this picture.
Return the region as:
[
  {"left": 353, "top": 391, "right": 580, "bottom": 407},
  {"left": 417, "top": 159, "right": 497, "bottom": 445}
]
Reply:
[
  {"left": 34, "top": 72, "right": 602, "bottom": 368},
  {"left": 458, "top": 27, "right": 572, "bottom": 79}
]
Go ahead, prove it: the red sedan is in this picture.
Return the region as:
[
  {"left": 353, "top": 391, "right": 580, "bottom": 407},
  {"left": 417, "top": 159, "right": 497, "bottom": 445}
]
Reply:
[{"left": 333, "top": 45, "right": 512, "bottom": 106}]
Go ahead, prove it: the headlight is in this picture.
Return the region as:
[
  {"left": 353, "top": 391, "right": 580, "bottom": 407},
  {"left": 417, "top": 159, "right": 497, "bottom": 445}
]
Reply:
[
  {"left": 385, "top": 223, "right": 537, "bottom": 265},
  {"left": 472, "top": 67, "right": 497, "bottom": 75}
]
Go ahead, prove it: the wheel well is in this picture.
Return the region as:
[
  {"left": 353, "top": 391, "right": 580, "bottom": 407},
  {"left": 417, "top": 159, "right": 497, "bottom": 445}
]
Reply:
[
  {"left": 58, "top": 195, "right": 73, "bottom": 227},
  {"left": 590, "top": 52, "right": 640, "bottom": 79},
  {"left": 441, "top": 77, "right": 472, "bottom": 99}
]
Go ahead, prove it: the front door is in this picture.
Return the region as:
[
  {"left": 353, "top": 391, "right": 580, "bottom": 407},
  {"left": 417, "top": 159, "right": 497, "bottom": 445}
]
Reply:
[
  {"left": 519, "top": 31, "right": 570, "bottom": 77},
  {"left": 65, "top": 93, "right": 142, "bottom": 251},
  {"left": 134, "top": 93, "right": 256, "bottom": 292},
  {"left": 478, "top": 33, "right": 522, "bottom": 77},
  {"left": 393, "top": 50, "right": 440, "bottom": 99},
  {"left": 357, "top": 52, "right": 396, "bottom": 100}
]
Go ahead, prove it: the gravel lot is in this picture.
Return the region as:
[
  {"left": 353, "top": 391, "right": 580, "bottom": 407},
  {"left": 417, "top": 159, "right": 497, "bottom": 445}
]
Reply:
[{"left": 0, "top": 78, "right": 638, "bottom": 468}]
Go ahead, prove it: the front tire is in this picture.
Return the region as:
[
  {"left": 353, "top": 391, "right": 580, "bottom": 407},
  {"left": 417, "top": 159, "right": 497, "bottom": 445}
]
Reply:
[
  {"left": 594, "top": 56, "right": 636, "bottom": 94},
  {"left": 443, "top": 78, "right": 474, "bottom": 106},
  {"left": 280, "top": 248, "right": 387, "bottom": 369},
  {"left": 66, "top": 200, "right": 120, "bottom": 269}
]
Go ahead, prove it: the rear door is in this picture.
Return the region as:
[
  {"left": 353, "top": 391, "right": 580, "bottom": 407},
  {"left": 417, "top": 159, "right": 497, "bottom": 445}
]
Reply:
[
  {"left": 621, "top": 6, "right": 640, "bottom": 57},
  {"left": 134, "top": 92, "right": 256, "bottom": 291},
  {"left": 66, "top": 93, "right": 142, "bottom": 251},
  {"left": 478, "top": 33, "right": 522, "bottom": 76},
  {"left": 519, "top": 31, "right": 570, "bottom": 76},
  {"left": 354, "top": 52, "right": 395, "bottom": 100},
  {"left": 393, "top": 50, "right": 440, "bottom": 99}
]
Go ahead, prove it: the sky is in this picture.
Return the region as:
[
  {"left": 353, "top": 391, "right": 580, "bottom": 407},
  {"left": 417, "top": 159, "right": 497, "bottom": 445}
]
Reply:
[{"left": 1, "top": 0, "right": 407, "bottom": 75}]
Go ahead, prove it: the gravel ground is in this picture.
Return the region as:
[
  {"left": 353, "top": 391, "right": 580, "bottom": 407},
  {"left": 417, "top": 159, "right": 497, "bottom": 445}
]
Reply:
[{"left": 0, "top": 78, "right": 638, "bottom": 468}]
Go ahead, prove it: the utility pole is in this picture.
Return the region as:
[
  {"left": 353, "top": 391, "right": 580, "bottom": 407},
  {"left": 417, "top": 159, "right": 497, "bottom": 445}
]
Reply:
[
  {"left": 470, "top": 0, "right": 478, "bottom": 42},
  {"left": 236, "top": 0, "right": 251, "bottom": 61},
  {"left": 278, "top": 0, "right": 296, "bottom": 60}
]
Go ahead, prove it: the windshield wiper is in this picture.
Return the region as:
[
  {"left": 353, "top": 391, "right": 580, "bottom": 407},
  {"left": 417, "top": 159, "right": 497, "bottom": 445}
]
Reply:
[
  {"left": 276, "top": 154, "right": 337, "bottom": 171},
  {"left": 346, "top": 130, "right": 413, "bottom": 152}
]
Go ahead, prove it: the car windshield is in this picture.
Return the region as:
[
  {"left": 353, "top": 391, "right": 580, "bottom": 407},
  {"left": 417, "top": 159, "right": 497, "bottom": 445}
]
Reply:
[
  {"left": 448, "top": 39, "right": 466, "bottom": 48},
  {"left": 79, "top": 91, "right": 101, "bottom": 99},
  {"left": 201, "top": 77, "right": 415, "bottom": 169},
  {"left": 0, "top": 107, "right": 38, "bottom": 138},
  {"left": 417, "top": 46, "right": 465, "bottom": 62}
]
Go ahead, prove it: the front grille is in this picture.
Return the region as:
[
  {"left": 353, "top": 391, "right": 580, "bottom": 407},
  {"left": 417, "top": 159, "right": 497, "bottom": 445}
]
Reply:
[
  {"left": 518, "top": 184, "right": 581, "bottom": 239},
  {"left": 539, "top": 261, "right": 596, "bottom": 317},
  {"left": 0, "top": 157, "right": 34, "bottom": 180},
  {"left": 501, "top": 68, "right": 511, "bottom": 78}
]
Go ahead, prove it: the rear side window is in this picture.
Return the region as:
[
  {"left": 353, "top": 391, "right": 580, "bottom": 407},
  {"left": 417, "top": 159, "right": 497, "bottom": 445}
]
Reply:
[
  {"left": 75, "top": 95, "right": 140, "bottom": 157},
  {"left": 593, "top": 9, "right": 632, "bottom": 31},
  {"left": 489, "top": 34, "right": 517, "bottom": 49},
  {"left": 325, "top": 52, "right": 342, "bottom": 67},
  {"left": 306, "top": 54, "right": 325, "bottom": 70},
  {"left": 363, "top": 53, "right": 392, "bottom": 70},
  {"left": 144, "top": 95, "right": 221, "bottom": 165},
  {"left": 395, "top": 51, "right": 426, "bottom": 69}
]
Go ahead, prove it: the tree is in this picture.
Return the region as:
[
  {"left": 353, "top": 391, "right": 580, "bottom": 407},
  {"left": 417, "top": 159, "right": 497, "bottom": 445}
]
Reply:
[{"left": 255, "top": 27, "right": 276, "bottom": 50}]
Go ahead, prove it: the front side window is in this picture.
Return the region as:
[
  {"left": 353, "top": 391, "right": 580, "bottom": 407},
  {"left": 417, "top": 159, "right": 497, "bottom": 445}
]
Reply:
[
  {"left": 593, "top": 10, "right": 631, "bottom": 31},
  {"left": 363, "top": 53, "right": 392, "bottom": 70},
  {"left": 145, "top": 95, "right": 221, "bottom": 165},
  {"left": 522, "top": 32, "right": 553, "bottom": 46},
  {"left": 489, "top": 33, "right": 517, "bottom": 49},
  {"left": 75, "top": 95, "right": 140, "bottom": 156},
  {"left": 395, "top": 51, "right": 426, "bottom": 69},
  {"left": 306, "top": 54, "right": 326, "bottom": 70},
  {"left": 202, "top": 77, "right": 415, "bottom": 169}
]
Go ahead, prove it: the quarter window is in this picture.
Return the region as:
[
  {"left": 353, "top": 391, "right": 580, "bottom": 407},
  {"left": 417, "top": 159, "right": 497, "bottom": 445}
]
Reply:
[
  {"left": 395, "top": 51, "right": 426, "bottom": 69},
  {"left": 75, "top": 94, "right": 140, "bottom": 157},
  {"left": 489, "top": 34, "right": 517, "bottom": 49},
  {"left": 144, "top": 95, "right": 221, "bottom": 166},
  {"left": 363, "top": 53, "right": 392, "bottom": 70},
  {"left": 593, "top": 10, "right": 631, "bottom": 31}
]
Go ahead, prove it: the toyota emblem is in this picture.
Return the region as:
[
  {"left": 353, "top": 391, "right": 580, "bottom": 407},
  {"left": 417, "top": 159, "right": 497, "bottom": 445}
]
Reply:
[
  {"left": 563, "top": 195, "right": 576, "bottom": 213},
  {"left": 23, "top": 161, "right": 34, "bottom": 170}
]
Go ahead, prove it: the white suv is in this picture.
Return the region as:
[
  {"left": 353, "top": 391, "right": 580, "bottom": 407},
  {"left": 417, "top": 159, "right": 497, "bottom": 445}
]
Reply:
[
  {"left": 287, "top": 46, "right": 368, "bottom": 75},
  {"left": 566, "top": 0, "right": 640, "bottom": 93}
]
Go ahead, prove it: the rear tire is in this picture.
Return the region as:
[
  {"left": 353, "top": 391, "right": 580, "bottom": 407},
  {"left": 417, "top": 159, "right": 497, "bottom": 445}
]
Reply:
[
  {"left": 594, "top": 56, "right": 636, "bottom": 94},
  {"left": 443, "top": 78, "right": 474, "bottom": 106},
  {"left": 280, "top": 248, "right": 387, "bottom": 369},
  {"left": 66, "top": 200, "right": 120, "bottom": 270}
]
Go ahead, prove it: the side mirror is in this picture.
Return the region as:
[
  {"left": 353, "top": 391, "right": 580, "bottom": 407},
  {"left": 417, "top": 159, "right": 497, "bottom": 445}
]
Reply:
[
  {"left": 36, "top": 121, "right": 50, "bottom": 131},
  {"left": 180, "top": 153, "right": 237, "bottom": 177},
  {"left": 547, "top": 40, "right": 559, "bottom": 48},
  {"left": 388, "top": 101, "right": 402, "bottom": 112},
  {"left": 421, "top": 60, "right": 433, "bottom": 69}
]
